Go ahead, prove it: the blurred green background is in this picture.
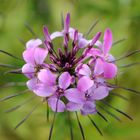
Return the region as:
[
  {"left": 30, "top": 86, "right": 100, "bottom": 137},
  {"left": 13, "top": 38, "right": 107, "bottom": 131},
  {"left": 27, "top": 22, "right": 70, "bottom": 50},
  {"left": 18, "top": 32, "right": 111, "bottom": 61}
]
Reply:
[{"left": 0, "top": 0, "right": 140, "bottom": 140}]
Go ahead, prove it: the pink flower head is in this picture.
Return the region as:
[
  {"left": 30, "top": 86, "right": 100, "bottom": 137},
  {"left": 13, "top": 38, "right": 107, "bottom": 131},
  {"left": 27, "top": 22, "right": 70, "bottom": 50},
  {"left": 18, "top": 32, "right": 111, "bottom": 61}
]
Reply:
[
  {"left": 1, "top": 12, "right": 137, "bottom": 140},
  {"left": 21, "top": 14, "right": 118, "bottom": 116}
]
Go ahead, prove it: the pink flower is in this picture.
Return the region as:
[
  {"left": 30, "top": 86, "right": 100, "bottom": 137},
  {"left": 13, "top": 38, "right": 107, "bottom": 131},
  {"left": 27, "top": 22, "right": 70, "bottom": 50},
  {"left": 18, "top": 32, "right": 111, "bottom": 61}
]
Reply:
[
  {"left": 87, "top": 28, "right": 117, "bottom": 79},
  {"left": 38, "top": 71, "right": 75, "bottom": 112},
  {"left": 21, "top": 13, "right": 118, "bottom": 115},
  {"left": 22, "top": 39, "right": 48, "bottom": 95},
  {"left": 22, "top": 39, "right": 48, "bottom": 78}
]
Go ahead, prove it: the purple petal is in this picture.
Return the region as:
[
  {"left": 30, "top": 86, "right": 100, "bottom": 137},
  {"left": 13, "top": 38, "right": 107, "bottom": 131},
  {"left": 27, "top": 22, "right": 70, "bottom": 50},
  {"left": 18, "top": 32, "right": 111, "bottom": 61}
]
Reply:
[
  {"left": 26, "top": 39, "right": 42, "bottom": 49},
  {"left": 74, "top": 30, "right": 78, "bottom": 44},
  {"left": 34, "top": 47, "right": 48, "bottom": 64},
  {"left": 78, "top": 38, "right": 89, "bottom": 48},
  {"left": 66, "top": 102, "right": 83, "bottom": 111},
  {"left": 103, "top": 28, "right": 113, "bottom": 55},
  {"left": 78, "top": 64, "right": 91, "bottom": 77},
  {"left": 43, "top": 26, "right": 51, "bottom": 42},
  {"left": 22, "top": 63, "right": 35, "bottom": 78},
  {"left": 103, "top": 62, "right": 117, "bottom": 79},
  {"left": 63, "top": 34, "right": 68, "bottom": 46},
  {"left": 94, "top": 58, "right": 104, "bottom": 75},
  {"left": 92, "top": 86, "right": 109, "bottom": 100},
  {"left": 64, "top": 13, "right": 70, "bottom": 33},
  {"left": 77, "top": 76, "right": 94, "bottom": 92},
  {"left": 58, "top": 72, "right": 71, "bottom": 90},
  {"left": 50, "top": 31, "right": 63, "bottom": 40},
  {"left": 48, "top": 97, "right": 65, "bottom": 112},
  {"left": 81, "top": 101, "right": 97, "bottom": 115},
  {"left": 38, "top": 69, "right": 57, "bottom": 86},
  {"left": 90, "top": 32, "right": 102, "bottom": 46},
  {"left": 65, "top": 88, "right": 85, "bottom": 104}
]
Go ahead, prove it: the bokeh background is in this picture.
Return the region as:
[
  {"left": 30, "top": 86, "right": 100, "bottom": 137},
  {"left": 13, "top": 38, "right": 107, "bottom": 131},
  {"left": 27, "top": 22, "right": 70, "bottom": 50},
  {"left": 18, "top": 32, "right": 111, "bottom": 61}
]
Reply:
[{"left": 0, "top": 0, "right": 140, "bottom": 140}]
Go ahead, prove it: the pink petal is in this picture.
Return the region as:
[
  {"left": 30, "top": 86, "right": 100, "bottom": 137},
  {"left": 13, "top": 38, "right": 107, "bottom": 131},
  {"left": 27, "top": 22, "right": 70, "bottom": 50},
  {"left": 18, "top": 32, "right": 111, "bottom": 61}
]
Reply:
[
  {"left": 103, "top": 62, "right": 117, "bottom": 79},
  {"left": 27, "top": 78, "right": 54, "bottom": 97},
  {"left": 87, "top": 48, "right": 102, "bottom": 58},
  {"left": 65, "top": 88, "right": 85, "bottom": 104},
  {"left": 48, "top": 97, "right": 65, "bottom": 112},
  {"left": 23, "top": 47, "right": 35, "bottom": 64},
  {"left": 95, "top": 40, "right": 102, "bottom": 48},
  {"left": 58, "top": 72, "right": 71, "bottom": 90},
  {"left": 26, "top": 78, "right": 38, "bottom": 91},
  {"left": 38, "top": 69, "right": 57, "bottom": 86},
  {"left": 66, "top": 102, "right": 83, "bottom": 111},
  {"left": 103, "top": 28, "right": 113, "bottom": 55},
  {"left": 34, "top": 47, "right": 48, "bottom": 64},
  {"left": 78, "top": 38, "right": 89, "bottom": 48},
  {"left": 78, "top": 64, "right": 91, "bottom": 77},
  {"left": 33, "top": 84, "right": 55, "bottom": 97},
  {"left": 69, "top": 27, "right": 83, "bottom": 40},
  {"left": 81, "top": 101, "right": 97, "bottom": 115},
  {"left": 26, "top": 39, "right": 42, "bottom": 49},
  {"left": 92, "top": 86, "right": 109, "bottom": 100},
  {"left": 22, "top": 63, "right": 35, "bottom": 78},
  {"left": 94, "top": 58, "right": 104, "bottom": 75},
  {"left": 50, "top": 31, "right": 63, "bottom": 40},
  {"left": 77, "top": 76, "right": 94, "bottom": 92},
  {"left": 107, "top": 54, "right": 115, "bottom": 62}
]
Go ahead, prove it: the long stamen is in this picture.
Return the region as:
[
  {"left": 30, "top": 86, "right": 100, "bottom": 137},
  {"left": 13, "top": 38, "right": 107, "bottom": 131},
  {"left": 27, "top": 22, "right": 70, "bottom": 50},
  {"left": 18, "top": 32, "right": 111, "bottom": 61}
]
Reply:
[
  {"left": 0, "top": 89, "right": 29, "bottom": 102},
  {"left": 0, "top": 50, "right": 23, "bottom": 61},
  {"left": 110, "top": 49, "right": 140, "bottom": 63},
  {"left": 97, "top": 111, "right": 108, "bottom": 122},
  {"left": 24, "top": 22, "right": 38, "bottom": 38},
  {"left": 4, "top": 96, "right": 36, "bottom": 113},
  {"left": 4, "top": 69, "right": 22, "bottom": 75},
  {"left": 67, "top": 112, "right": 74, "bottom": 140},
  {"left": 101, "top": 101, "right": 133, "bottom": 121},
  {"left": 75, "top": 112, "right": 85, "bottom": 140},
  {"left": 112, "top": 38, "right": 126, "bottom": 46},
  {"left": 0, "top": 82, "right": 26, "bottom": 88},
  {"left": 46, "top": 102, "right": 49, "bottom": 122},
  {"left": 18, "top": 37, "right": 26, "bottom": 47},
  {"left": 48, "top": 97, "right": 59, "bottom": 140},
  {"left": 61, "top": 12, "right": 64, "bottom": 28},
  {"left": 88, "top": 115, "right": 103, "bottom": 136},
  {"left": 108, "top": 84, "right": 140, "bottom": 95},
  {"left": 97, "top": 104, "right": 122, "bottom": 122},
  {"left": 110, "top": 92, "right": 129, "bottom": 101},
  {"left": 119, "top": 62, "right": 140, "bottom": 68},
  {"left": 0, "top": 63, "right": 20, "bottom": 69},
  {"left": 14, "top": 102, "right": 40, "bottom": 129},
  {"left": 84, "top": 19, "right": 99, "bottom": 37}
]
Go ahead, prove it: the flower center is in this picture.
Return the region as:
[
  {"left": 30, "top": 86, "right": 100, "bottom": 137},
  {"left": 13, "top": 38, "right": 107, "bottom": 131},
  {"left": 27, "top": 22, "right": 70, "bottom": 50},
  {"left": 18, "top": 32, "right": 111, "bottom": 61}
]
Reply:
[{"left": 56, "top": 87, "right": 64, "bottom": 95}]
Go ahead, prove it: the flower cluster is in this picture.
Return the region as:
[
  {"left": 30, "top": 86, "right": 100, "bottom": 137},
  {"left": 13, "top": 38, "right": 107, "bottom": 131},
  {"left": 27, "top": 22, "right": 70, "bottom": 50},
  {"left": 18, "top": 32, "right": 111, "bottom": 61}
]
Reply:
[{"left": 22, "top": 13, "right": 117, "bottom": 115}]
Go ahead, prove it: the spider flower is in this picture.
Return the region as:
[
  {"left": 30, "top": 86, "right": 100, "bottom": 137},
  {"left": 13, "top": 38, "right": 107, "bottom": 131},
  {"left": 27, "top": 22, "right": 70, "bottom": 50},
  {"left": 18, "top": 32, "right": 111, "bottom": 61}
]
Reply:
[{"left": 22, "top": 13, "right": 117, "bottom": 115}]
